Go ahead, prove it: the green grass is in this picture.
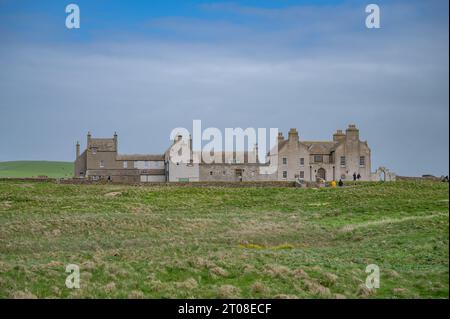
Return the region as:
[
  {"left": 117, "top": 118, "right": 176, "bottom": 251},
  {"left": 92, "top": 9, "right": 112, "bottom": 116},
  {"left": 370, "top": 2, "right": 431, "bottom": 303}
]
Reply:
[
  {"left": 0, "top": 180, "right": 448, "bottom": 299},
  {"left": 0, "top": 161, "right": 73, "bottom": 178}
]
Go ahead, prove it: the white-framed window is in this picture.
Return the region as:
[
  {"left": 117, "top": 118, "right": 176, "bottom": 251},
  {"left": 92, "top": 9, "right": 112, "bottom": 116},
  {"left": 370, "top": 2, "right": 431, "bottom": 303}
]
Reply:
[
  {"left": 92, "top": 147, "right": 97, "bottom": 154},
  {"left": 300, "top": 158, "right": 304, "bottom": 166},
  {"left": 144, "top": 161, "right": 150, "bottom": 168},
  {"left": 282, "top": 171, "right": 287, "bottom": 178},
  {"left": 360, "top": 156, "right": 365, "bottom": 166},
  {"left": 99, "top": 160, "right": 104, "bottom": 168},
  {"left": 282, "top": 157, "right": 287, "bottom": 165},
  {"left": 134, "top": 161, "right": 138, "bottom": 168},
  {"left": 92, "top": 176, "right": 99, "bottom": 181},
  {"left": 340, "top": 156, "right": 346, "bottom": 166},
  {"left": 123, "top": 161, "right": 128, "bottom": 169}
]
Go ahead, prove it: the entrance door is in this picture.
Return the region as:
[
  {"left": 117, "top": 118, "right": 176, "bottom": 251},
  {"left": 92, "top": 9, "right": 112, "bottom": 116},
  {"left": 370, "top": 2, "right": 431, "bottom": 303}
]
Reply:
[
  {"left": 235, "top": 169, "right": 243, "bottom": 182},
  {"left": 317, "top": 168, "right": 326, "bottom": 181}
]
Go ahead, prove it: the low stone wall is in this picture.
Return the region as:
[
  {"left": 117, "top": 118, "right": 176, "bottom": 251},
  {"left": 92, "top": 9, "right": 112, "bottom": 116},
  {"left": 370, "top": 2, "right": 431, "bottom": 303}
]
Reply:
[
  {"left": 17, "top": 178, "right": 296, "bottom": 188},
  {"left": 396, "top": 176, "right": 444, "bottom": 182},
  {"left": 0, "top": 177, "right": 56, "bottom": 183},
  {"left": 73, "top": 180, "right": 297, "bottom": 187}
]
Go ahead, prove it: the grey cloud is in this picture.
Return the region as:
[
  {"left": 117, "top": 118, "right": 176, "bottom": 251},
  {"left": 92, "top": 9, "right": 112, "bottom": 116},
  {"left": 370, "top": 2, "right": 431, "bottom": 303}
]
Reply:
[{"left": 0, "top": 1, "right": 448, "bottom": 176}]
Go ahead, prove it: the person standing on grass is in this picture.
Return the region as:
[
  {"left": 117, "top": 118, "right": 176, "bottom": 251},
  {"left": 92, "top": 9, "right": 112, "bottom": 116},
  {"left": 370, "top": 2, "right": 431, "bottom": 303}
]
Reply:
[
  {"left": 338, "top": 179, "right": 344, "bottom": 187},
  {"left": 357, "top": 173, "right": 361, "bottom": 180},
  {"left": 353, "top": 172, "right": 357, "bottom": 181}
]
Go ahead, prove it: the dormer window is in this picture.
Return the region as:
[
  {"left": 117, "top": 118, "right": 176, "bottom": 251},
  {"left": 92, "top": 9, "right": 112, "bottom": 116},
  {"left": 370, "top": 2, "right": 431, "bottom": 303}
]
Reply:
[{"left": 92, "top": 148, "right": 97, "bottom": 154}]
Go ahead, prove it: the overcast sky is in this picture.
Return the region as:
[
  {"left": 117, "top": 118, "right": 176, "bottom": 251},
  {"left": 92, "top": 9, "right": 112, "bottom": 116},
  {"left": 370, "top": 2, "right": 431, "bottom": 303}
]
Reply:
[{"left": 0, "top": 0, "right": 448, "bottom": 176}]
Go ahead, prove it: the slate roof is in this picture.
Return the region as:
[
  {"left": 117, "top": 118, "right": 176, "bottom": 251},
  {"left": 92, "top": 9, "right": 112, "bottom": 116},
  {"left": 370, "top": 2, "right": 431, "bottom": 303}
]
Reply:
[
  {"left": 116, "top": 154, "right": 165, "bottom": 161},
  {"left": 302, "top": 141, "right": 340, "bottom": 154}
]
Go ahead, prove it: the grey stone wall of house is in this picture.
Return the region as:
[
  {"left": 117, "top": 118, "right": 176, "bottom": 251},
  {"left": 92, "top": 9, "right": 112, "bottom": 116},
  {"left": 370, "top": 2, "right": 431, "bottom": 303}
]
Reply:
[
  {"left": 74, "top": 124, "right": 379, "bottom": 183},
  {"left": 199, "top": 163, "right": 276, "bottom": 182},
  {"left": 271, "top": 124, "right": 373, "bottom": 182},
  {"left": 165, "top": 138, "right": 200, "bottom": 182},
  {"left": 74, "top": 132, "right": 165, "bottom": 182},
  {"left": 74, "top": 150, "right": 87, "bottom": 178}
]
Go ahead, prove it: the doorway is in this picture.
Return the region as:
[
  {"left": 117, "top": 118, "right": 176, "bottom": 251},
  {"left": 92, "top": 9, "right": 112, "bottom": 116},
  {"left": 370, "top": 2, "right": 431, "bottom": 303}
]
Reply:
[
  {"left": 235, "top": 169, "right": 243, "bottom": 182},
  {"left": 317, "top": 168, "right": 326, "bottom": 180}
]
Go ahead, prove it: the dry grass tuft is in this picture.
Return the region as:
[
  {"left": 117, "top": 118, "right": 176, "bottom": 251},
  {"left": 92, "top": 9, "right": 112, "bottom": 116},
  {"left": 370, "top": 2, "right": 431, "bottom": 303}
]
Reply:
[
  {"left": 195, "top": 257, "right": 216, "bottom": 269},
  {"left": 11, "top": 290, "right": 38, "bottom": 299},
  {"left": 242, "top": 264, "right": 255, "bottom": 274},
  {"left": 210, "top": 266, "right": 228, "bottom": 277},
  {"left": 357, "top": 284, "right": 375, "bottom": 297},
  {"left": 217, "top": 285, "right": 240, "bottom": 298},
  {"left": 81, "top": 271, "right": 93, "bottom": 282},
  {"left": 324, "top": 272, "right": 339, "bottom": 285},
  {"left": 239, "top": 243, "right": 295, "bottom": 250},
  {"left": 393, "top": 288, "right": 407, "bottom": 294},
  {"left": 265, "top": 265, "right": 291, "bottom": 278},
  {"left": 293, "top": 269, "right": 309, "bottom": 279},
  {"left": 387, "top": 269, "right": 400, "bottom": 278},
  {"left": 176, "top": 278, "right": 198, "bottom": 290},
  {"left": 128, "top": 290, "right": 145, "bottom": 299},
  {"left": 82, "top": 261, "right": 96, "bottom": 271},
  {"left": 104, "top": 192, "right": 122, "bottom": 197},
  {"left": 1, "top": 201, "right": 12, "bottom": 208},
  {"left": 44, "top": 260, "right": 63, "bottom": 268},
  {"left": 304, "top": 279, "right": 331, "bottom": 297},
  {"left": 273, "top": 294, "right": 298, "bottom": 299},
  {"left": 104, "top": 282, "right": 116, "bottom": 293},
  {"left": 251, "top": 281, "right": 268, "bottom": 294}
]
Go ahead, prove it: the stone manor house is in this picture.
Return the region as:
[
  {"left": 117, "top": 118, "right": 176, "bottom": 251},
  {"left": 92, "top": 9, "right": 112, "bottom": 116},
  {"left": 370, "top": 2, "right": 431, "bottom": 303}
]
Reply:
[{"left": 74, "top": 125, "right": 390, "bottom": 183}]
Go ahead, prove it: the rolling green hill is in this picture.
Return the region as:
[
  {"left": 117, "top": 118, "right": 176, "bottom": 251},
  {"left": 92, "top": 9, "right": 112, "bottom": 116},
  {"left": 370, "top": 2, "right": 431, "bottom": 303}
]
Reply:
[
  {"left": 0, "top": 161, "right": 73, "bottom": 178},
  {"left": 0, "top": 180, "right": 448, "bottom": 298}
]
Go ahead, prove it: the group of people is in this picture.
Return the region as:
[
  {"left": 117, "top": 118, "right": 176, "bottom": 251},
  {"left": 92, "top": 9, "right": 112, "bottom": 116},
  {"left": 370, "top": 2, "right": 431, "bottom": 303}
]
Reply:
[{"left": 331, "top": 172, "right": 361, "bottom": 188}]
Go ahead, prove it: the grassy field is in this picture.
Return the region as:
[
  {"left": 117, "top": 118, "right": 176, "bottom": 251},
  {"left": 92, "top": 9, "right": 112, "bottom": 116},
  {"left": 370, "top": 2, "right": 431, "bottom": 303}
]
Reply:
[
  {"left": 0, "top": 180, "right": 448, "bottom": 299},
  {"left": 0, "top": 161, "right": 73, "bottom": 179}
]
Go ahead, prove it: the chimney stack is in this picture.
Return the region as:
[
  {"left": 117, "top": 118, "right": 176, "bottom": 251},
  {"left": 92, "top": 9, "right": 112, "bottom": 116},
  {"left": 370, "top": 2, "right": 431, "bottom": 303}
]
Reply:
[
  {"left": 277, "top": 132, "right": 284, "bottom": 143},
  {"left": 333, "top": 129, "right": 346, "bottom": 142},
  {"left": 288, "top": 128, "right": 299, "bottom": 142},
  {"left": 87, "top": 131, "right": 92, "bottom": 147},
  {"left": 113, "top": 132, "right": 118, "bottom": 151},
  {"left": 76, "top": 141, "right": 80, "bottom": 158},
  {"left": 346, "top": 124, "right": 359, "bottom": 141}
]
